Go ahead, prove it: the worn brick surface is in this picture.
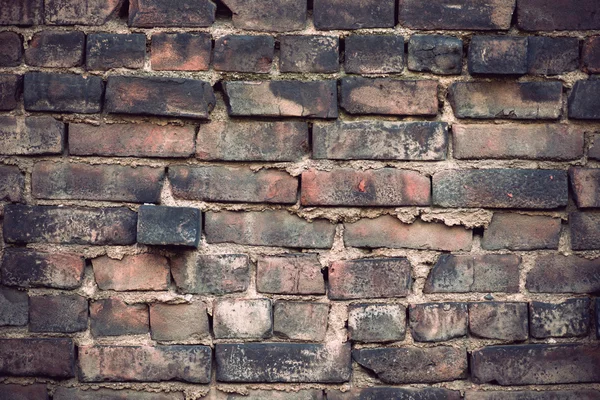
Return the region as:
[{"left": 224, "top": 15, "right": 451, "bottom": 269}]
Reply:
[
  {"left": 0, "top": 0, "right": 43, "bottom": 25},
  {"left": 527, "top": 254, "right": 600, "bottom": 293},
  {"left": 0, "top": 286, "right": 28, "bottom": 326},
  {"left": 0, "top": 31, "right": 22, "bottom": 67},
  {"left": 590, "top": 135, "right": 600, "bottom": 161},
  {"left": 330, "top": 388, "right": 461, "bottom": 400},
  {"left": 469, "top": 302, "right": 528, "bottom": 341},
  {"left": 24, "top": 72, "right": 103, "bottom": 113},
  {"left": 86, "top": 33, "right": 146, "bottom": 71},
  {"left": 528, "top": 36, "right": 579, "bottom": 75},
  {"left": 409, "top": 303, "right": 468, "bottom": 342},
  {"left": 171, "top": 253, "right": 249, "bottom": 295},
  {"left": 314, "top": 0, "right": 394, "bottom": 29},
  {"left": 529, "top": 298, "right": 590, "bottom": 338},
  {"left": 465, "top": 390, "right": 600, "bottom": 400},
  {"left": 570, "top": 212, "right": 600, "bottom": 250},
  {"left": 92, "top": 254, "right": 170, "bottom": 291},
  {"left": 273, "top": 301, "right": 329, "bottom": 341},
  {"left": 151, "top": 32, "right": 211, "bottom": 71},
  {"left": 0, "top": 74, "right": 21, "bottom": 110},
  {"left": 0, "top": 165, "right": 23, "bottom": 202},
  {"left": 54, "top": 388, "right": 184, "bottom": 400},
  {"left": 517, "top": 0, "right": 600, "bottom": 30},
  {"left": 348, "top": 304, "right": 406, "bottom": 343},
  {"left": 25, "top": 31, "right": 84, "bottom": 67},
  {"left": 469, "top": 36, "right": 528, "bottom": 75},
  {"left": 213, "top": 35, "right": 274, "bottom": 73},
  {"left": 150, "top": 302, "right": 209, "bottom": 341},
  {"left": 280, "top": 35, "right": 338, "bottom": 73},
  {"left": 569, "top": 168, "right": 600, "bottom": 208},
  {"left": 481, "top": 213, "right": 561, "bottom": 250},
  {"left": 137, "top": 205, "right": 200, "bottom": 247},
  {"left": 45, "top": 0, "right": 123, "bottom": 25},
  {"left": 90, "top": 298, "right": 149, "bottom": 337},
  {"left": 29, "top": 294, "right": 88, "bottom": 333},
  {"left": 257, "top": 255, "right": 325, "bottom": 295},
  {"left": 129, "top": 0, "right": 215, "bottom": 27},
  {"left": 583, "top": 36, "right": 600, "bottom": 74},
  {"left": 0, "top": 338, "right": 75, "bottom": 378},
  {"left": 569, "top": 80, "right": 600, "bottom": 120},
  {"left": 408, "top": 35, "right": 462, "bottom": 75},
  {"left": 221, "top": 0, "right": 307, "bottom": 32},
  {"left": 0, "top": 384, "right": 48, "bottom": 400},
  {"left": 597, "top": 299, "right": 600, "bottom": 339},
  {"left": 214, "top": 298, "right": 272, "bottom": 339},
  {"left": 345, "top": 35, "right": 403, "bottom": 74},
  {"left": 219, "top": 390, "right": 323, "bottom": 400},
  {"left": 0, "top": 116, "right": 64, "bottom": 155}
]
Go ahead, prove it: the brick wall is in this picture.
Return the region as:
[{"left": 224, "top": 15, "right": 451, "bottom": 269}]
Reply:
[{"left": 1, "top": 0, "right": 600, "bottom": 398}]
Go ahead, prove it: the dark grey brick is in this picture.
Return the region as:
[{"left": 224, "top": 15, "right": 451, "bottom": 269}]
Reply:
[
  {"left": 137, "top": 205, "right": 201, "bottom": 247},
  {"left": 529, "top": 298, "right": 590, "bottom": 338},
  {"left": 408, "top": 35, "right": 462, "bottom": 75}
]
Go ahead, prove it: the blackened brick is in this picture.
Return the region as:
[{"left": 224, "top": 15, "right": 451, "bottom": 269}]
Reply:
[
  {"left": 29, "top": 294, "right": 87, "bottom": 333},
  {"left": 280, "top": 35, "right": 338, "bottom": 73},
  {"left": 273, "top": 301, "right": 328, "bottom": 341},
  {"left": 0, "top": 286, "right": 28, "bottom": 326},
  {"left": 466, "top": 390, "right": 600, "bottom": 400},
  {"left": 469, "top": 302, "right": 528, "bottom": 341},
  {"left": 171, "top": 253, "right": 249, "bottom": 295},
  {"left": 137, "top": 205, "right": 200, "bottom": 247},
  {"left": 468, "top": 36, "right": 527, "bottom": 75},
  {"left": 0, "top": 384, "right": 48, "bottom": 400},
  {"left": 590, "top": 134, "right": 600, "bottom": 160},
  {"left": 481, "top": 213, "right": 561, "bottom": 250},
  {"left": 0, "top": 74, "right": 20, "bottom": 111},
  {"left": 257, "top": 255, "right": 325, "bottom": 295},
  {"left": 24, "top": 72, "right": 103, "bottom": 113},
  {"left": 583, "top": 36, "right": 600, "bottom": 74},
  {"left": 527, "top": 254, "right": 600, "bottom": 293},
  {"left": 569, "top": 80, "right": 600, "bottom": 120},
  {"left": 528, "top": 36, "right": 579, "bottom": 75},
  {"left": 345, "top": 35, "right": 403, "bottom": 74},
  {"left": 348, "top": 304, "right": 406, "bottom": 343},
  {"left": 45, "top": 0, "right": 123, "bottom": 25},
  {"left": 571, "top": 212, "right": 600, "bottom": 250},
  {"left": 0, "top": 338, "right": 75, "bottom": 378},
  {"left": 335, "top": 388, "right": 460, "bottom": 400},
  {"left": 597, "top": 299, "right": 600, "bottom": 339},
  {"left": 150, "top": 302, "right": 209, "bottom": 341},
  {"left": 151, "top": 32, "right": 211, "bottom": 71},
  {"left": 213, "top": 298, "right": 272, "bottom": 339},
  {"left": 408, "top": 35, "right": 462, "bottom": 75},
  {"left": 105, "top": 76, "right": 215, "bottom": 118},
  {"left": 314, "top": 0, "right": 394, "bottom": 29},
  {"left": 0, "top": 0, "right": 43, "bottom": 25},
  {"left": 0, "top": 116, "right": 64, "bottom": 155},
  {"left": 92, "top": 254, "right": 170, "bottom": 291},
  {"left": 213, "top": 35, "right": 273, "bottom": 73},
  {"left": 86, "top": 33, "right": 146, "bottom": 71},
  {"left": 0, "top": 31, "right": 22, "bottom": 67},
  {"left": 221, "top": 0, "right": 307, "bottom": 32},
  {"left": 223, "top": 390, "right": 322, "bottom": 400},
  {"left": 129, "top": 0, "right": 215, "bottom": 27},
  {"left": 517, "top": 0, "right": 600, "bottom": 31},
  {"left": 54, "top": 388, "right": 183, "bottom": 400},
  {"left": 90, "top": 298, "right": 148, "bottom": 337},
  {"left": 570, "top": 168, "right": 600, "bottom": 208},
  {"left": 530, "top": 298, "right": 590, "bottom": 338},
  {"left": 25, "top": 31, "right": 84, "bottom": 67},
  {"left": 0, "top": 165, "right": 23, "bottom": 202},
  {"left": 409, "top": 303, "right": 468, "bottom": 342}
]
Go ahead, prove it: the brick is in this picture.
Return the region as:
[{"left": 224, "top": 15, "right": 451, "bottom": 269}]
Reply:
[
  {"left": 0, "top": 0, "right": 43, "bottom": 25},
  {"left": 449, "top": 81, "right": 562, "bottom": 119},
  {"left": 224, "top": 80, "right": 337, "bottom": 118},
  {"left": 424, "top": 254, "right": 520, "bottom": 294},
  {"left": 213, "top": 35, "right": 273, "bottom": 73},
  {"left": 151, "top": 32, "right": 211, "bottom": 71},
  {"left": 218, "top": 390, "right": 323, "bottom": 400},
  {"left": 528, "top": 36, "right": 579, "bottom": 75},
  {"left": 468, "top": 302, "right": 528, "bottom": 341},
  {"left": 452, "top": 124, "right": 584, "bottom": 160},
  {"left": 24, "top": 72, "right": 103, "bottom": 113},
  {"left": 86, "top": 33, "right": 146, "bottom": 71},
  {"left": 79, "top": 345, "right": 212, "bottom": 383},
  {"left": 570, "top": 168, "right": 600, "bottom": 208},
  {"left": 90, "top": 298, "right": 148, "bottom": 337},
  {"left": 214, "top": 298, "right": 272, "bottom": 339},
  {"left": 170, "top": 165, "right": 297, "bottom": 204},
  {"left": 570, "top": 212, "right": 600, "bottom": 250},
  {"left": 527, "top": 254, "right": 600, "bottom": 293},
  {"left": 344, "top": 216, "right": 472, "bottom": 251},
  {"left": 0, "top": 31, "right": 22, "bottom": 67},
  {"left": 313, "top": 121, "right": 448, "bottom": 161},
  {"left": 105, "top": 76, "right": 215, "bottom": 118},
  {"left": 314, "top": 0, "right": 394, "bottom": 29},
  {"left": 69, "top": 123, "right": 195, "bottom": 158},
  {"left": 344, "top": 35, "right": 403, "bottom": 74},
  {"left": 468, "top": 36, "right": 527, "bottom": 75},
  {"left": 466, "top": 390, "right": 600, "bottom": 400},
  {"left": 471, "top": 344, "right": 600, "bottom": 385},
  {"left": 0, "top": 384, "right": 48, "bottom": 400},
  {"left": 1, "top": 249, "right": 85, "bottom": 289},
  {"left": 0, "top": 165, "right": 23, "bottom": 202},
  {"left": 482, "top": 213, "right": 561, "bottom": 250},
  {"left": 32, "top": 162, "right": 165, "bottom": 203},
  {"left": 3, "top": 205, "right": 137, "bottom": 245},
  {"left": 409, "top": 303, "right": 468, "bottom": 342},
  {"left": 353, "top": 346, "right": 467, "bottom": 384},
  {"left": 583, "top": 36, "right": 600, "bottom": 74},
  {"left": 29, "top": 294, "right": 88, "bottom": 333},
  {"left": 257, "top": 254, "right": 325, "bottom": 295},
  {"left": 329, "top": 257, "right": 412, "bottom": 299},
  {"left": 0, "top": 116, "right": 64, "bottom": 156},
  {"left": 408, "top": 35, "right": 462, "bottom": 75},
  {"left": 0, "top": 74, "right": 20, "bottom": 110},
  {"left": 137, "top": 206, "right": 200, "bottom": 247},
  {"left": 0, "top": 286, "right": 28, "bottom": 326},
  {"left": 597, "top": 299, "right": 600, "bottom": 339},
  {"left": 433, "top": 169, "right": 568, "bottom": 208},
  {"left": 25, "top": 31, "right": 84, "bottom": 67},
  {"left": 569, "top": 80, "right": 600, "bottom": 120},
  {"left": 221, "top": 0, "right": 306, "bottom": 32},
  {"left": 341, "top": 77, "right": 438, "bottom": 116},
  {"left": 45, "top": 0, "right": 123, "bottom": 25},
  {"left": 54, "top": 388, "right": 183, "bottom": 400},
  {"left": 330, "top": 388, "right": 461, "bottom": 400},
  {"left": 280, "top": 35, "right": 338, "bottom": 73},
  {"left": 348, "top": 304, "right": 406, "bottom": 343},
  {"left": 92, "top": 254, "right": 170, "bottom": 291},
  {"left": 150, "top": 302, "right": 209, "bottom": 341},
  {"left": 206, "top": 211, "right": 336, "bottom": 248},
  {"left": 273, "top": 301, "right": 328, "bottom": 341},
  {"left": 591, "top": 134, "right": 600, "bottom": 160},
  {"left": 530, "top": 298, "right": 590, "bottom": 338},
  {"left": 216, "top": 343, "right": 351, "bottom": 382},
  {"left": 129, "top": 0, "right": 215, "bottom": 27},
  {"left": 517, "top": 0, "right": 600, "bottom": 30},
  {"left": 0, "top": 338, "right": 74, "bottom": 378},
  {"left": 171, "top": 253, "right": 249, "bottom": 295}
]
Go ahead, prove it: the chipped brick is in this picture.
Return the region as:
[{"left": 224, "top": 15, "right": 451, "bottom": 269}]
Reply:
[
  {"left": 348, "top": 304, "right": 406, "bottom": 343},
  {"left": 137, "top": 205, "right": 201, "bottom": 247},
  {"left": 409, "top": 303, "right": 468, "bottom": 342},
  {"left": 257, "top": 254, "right": 325, "bottom": 295},
  {"left": 468, "top": 36, "right": 528, "bottom": 75},
  {"left": 280, "top": 35, "right": 339, "bottom": 73},
  {"left": 408, "top": 35, "right": 462, "bottom": 75},
  {"left": 529, "top": 298, "right": 590, "bottom": 338},
  {"left": 0, "top": 116, "right": 64, "bottom": 156},
  {"left": 0, "top": 31, "right": 22, "bottom": 67},
  {"left": 171, "top": 253, "right": 249, "bottom": 295},
  {"left": 92, "top": 254, "right": 170, "bottom": 291},
  {"left": 468, "top": 302, "right": 528, "bottom": 341},
  {"left": 25, "top": 31, "right": 84, "bottom": 67},
  {"left": 0, "top": 165, "right": 23, "bottom": 202},
  {"left": 90, "top": 298, "right": 148, "bottom": 337},
  {"left": 214, "top": 298, "right": 272, "bottom": 339}
]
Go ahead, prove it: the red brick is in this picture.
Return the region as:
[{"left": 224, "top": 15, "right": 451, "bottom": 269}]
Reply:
[
  {"left": 24, "top": 72, "right": 103, "bottom": 113},
  {"left": 583, "top": 36, "right": 600, "bottom": 74},
  {"left": 257, "top": 254, "right": 325, "bottom": 295},
  {"left": 213, "top": 298, "right": 272, "bottom": 339},
  {"left": 69, "top": 123, "right": 195, "bottom": 158},
  {"left": 214, "top": 35, "right": 274, "bottom": 73},
  {"left": 344, "top": 216, "right": 472, "bottom": 251},
  {"left": 171, "top": 253, "right": 249, "bottom": 295},
  {"left": 570, "top": 168, "right": 600, "bottom": 208},
  {"left": 86, "top": 33, "right": 146, "bottom": 71},
  {"left": 517, "top": 0, "right": 600, "bottom": 30},
  {"left": 348, "top": 304, "right": 406, "bottom": 343},
  {"left": 150, "top": 302, "right": 209, "bottom": 341},
  {"left": 301, "top": 168, "right": 430, "bottom": 206},
  {"left": 45, "top": 0, "right": 123, "bottom": 25},
  {"left": 54, "top": 388, "right": 183, "bottom": 400},
  {"left": 570, "top": 212, "right": 600, "bottom": 250},
  {"left": 0, "top": 338, "right": 75, "bottom": 378},
  {"left": 221, "top": 0, "right": 307, "bottom": 32},
  {"left": 0, "top": 0, "right": 43, "bottom": 25},
  {"left": 273, "top": 301, "right": 328, "bottom": 341},
  {"left": 0, "top": 286, "right": 28, "bottom": 326},
  {"left": 314, "top": 0, "right": 394, "bottom": 29},
  {"left": 129, "top": 0, "right": 215, "bottom": 27},
  {"left": 279, "top": 35, "right": 339, "bottom": 73},
  {"left": 25, "top": 31, "right": 84, "bottom": 67},
  {"left": 0, "top": 384, "right": 48, "bottom": 400},
  {"left": 92, "top": 254, "right": 170, "bottom": 291},
  {"left": 481, "top": 213, "right": 561, "bottom": 250},
  {"left": 0, "top": 74, "right": 20, "bottom": 111},
  {"left": 0, "top": 116, "right": 64, "bottom": 155},
  {"left": 529, "top": 298, "right": 590, "bottom": 338},
  {"left": 527, "top": 254, "right": 600, "bottom": 293},
  {"left": 0, "top": 31, "right": 22, "bottom": 67},
  {"left": 29, "top": 294, "right": 88, "bottom": 333},
  {"left": 345, "top": 35, "right": 404, "bottom": 74},
  {"left": 468, "top": 302, "right": 529, "bottom": 341},
  {"left": 151, "top": 32, "right": 211, "bottom": 71},
  {"left": 0, "top": 165, "right": 23, "bottom": 202},
  {"left": 90, "top": 298, "right": 149, "bottom": 337},
  {"left": 409, "top": 303, "right": 468, "bottom": 342},
  {"left": 468, "top": 36, "right": 528, "bottom": 75}
]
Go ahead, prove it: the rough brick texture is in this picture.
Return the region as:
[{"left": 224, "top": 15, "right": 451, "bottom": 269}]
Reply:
[
  {"left": 468, "top": 36, "right": 528, "bottom": 75},
  {"left": 273, "top": 301, "right": 329, "bottom": 341},
  {"left": 150, "top": 302, "right": 209, "bottom": 341},
  {"left": 0, "top": 286, "right": 28, "bottom": 326},
  {"left": 86, "top": 33, "right": 146, "bottom": 71},
  {"left": 151, "top": 32, "right": 211, "bottom": 71},
  {"left": 0, "top": 116, "right": 64, "bottom": 155},
  {"left": 29, "top": 294, "right": 88, "bottom": 333},
  {"left": 257, "top": 255, "right": 325, "bottom": 295},
  {"left": 409, "top": 303, "right": 468, "bottom": 342},
  {"left": 345, "top": 35, "right": 404, "bottom": 74},
  {"left": 221, "top": 0, "right": 307, "bottom": 32},
  {"left": 90, "top": 298, "right": 148, "bottom": 337},
  {"left": 469, "top": 302, "right": 529, "bottom": 341},
  {"left": 213, "top": 35, "right": 274, "bottom": 73},
  {"left": 0, "top": 339, "right": 75, "bottom": 378},
  {"left": 527, "top": 254, "right": 600, "bottom": 293},
  {"left": 313, "top": 0, "right": 394, "bottom": 30},
  {"left": 92, "top": 254, "right": 170, "bottom": 291},
  {"left": 25, "top": 31, "right": 85, "bottom": 68},
  {"left": 137, "top": 205, "right": 201, "bottom": 247},
  {"left": 529, "top": 298, "right": 590, "bottom": 338},
  {"left": 481, "top": 213, "right": 561, "bottom": 250},
  {"left": 24, "top": 72, "right": 103, "bottom": 113},
  {"left": 348, "top": 304, "right": 406, "bottom": 343},
  {"left": 280, "top": 35, "right": 339, "bottom": 73},
  {"left": 129, "top": 0, "right": 215, "bottom": 27},
  {"left": 408, "top": 35, "right": 462, "bottom": 75}
]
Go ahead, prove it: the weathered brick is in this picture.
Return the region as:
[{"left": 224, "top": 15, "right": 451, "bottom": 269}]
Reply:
[
  {"left": 54, "top": 388, "right": 184, "bottom": 400},
  {"left": 570, "top": 212, "right": 600, "bottom": 250},
  {"left": 471, "top": 344, "right": 600, "bottom": 385},
  {"left": 69, "top": 123, "right": 195, "bottom": 158},
  {"left": 32, "top": 162, "right": 165, "bottom": 203},
  {"left": 137, "top": 206, "right": 200, "bottom": 247},
  {"left": 408, "top": 35, "right": 462, "bottom": 75},
  {"left": 0, "top": 0, "right": 43, "bottom": 25},
  {"left": 344, "top": 216, "right": 472, "bottom": 251},
  {"left": 469, "top": 302, "right": 528, "bottom": 341},
  {"left": 353, "top": 346, "right": 467, "bottom": 384},
  {"left": 528, "top": 36, "right": 579, "bottom": 75},
  {"left": 129, "top": 0, "right": 215, "bottom": 27},
  {"left": 399, "top": 0, "right": 515, "bottom": 30},
  {"left": 206, "top": 211, "right": 336, "bottom": 248},
  {"left": 517, "top": 0, "right": 600, "bottom": 30},
  {"left": 24, "top": 72, "right": 103, "bottom": 113},
  {"left": 45, "top": 0, "right": 123, "bottom": 25},
  {"left": 29, "top": 294, "right": 88, "bottom": 333},
  {"left": 348, "top": 303, "right": 406, "bottom": 343},
  {"left": 280, "top": 35, "right": 338, "bottom": 73},
  {"left": 329, "top": 258, "right": 412, "bottom": 299},
  {"left": 79, "top": 345, "right": 212, "bottom": 383},
  {"left": 171, "top": 253, "right": 249, "bottom": 295},
  {"left": 216, "top": 343, "right": 351, "bottom": 382},
  {"left": 0, "top": 384, "right": 48, "bottom": 400},
  {"left": 90, "top": 298, "right": 148, "bottom": 337},
  {"left": 468, "top": 36, "right": 528, "bottom": 75},
  {"left": 197, "top": 121, "right": 309, "bottom": 161},
  {"left": 570, "top": 168, "right": 600, "bottom": 208},
  {"left": 86, "top": 33, "right": 146, "bottom": 71},
  {"left": 0, "top": 116, "right": 64, "bottom": 155},
  {"left": 273, "top": 301, "right": 328, "bottom": 341},
  {"left": 0, "top": 31, "right": 22, "bottom": 67},
  {"left": 301, "top": 168, "right": 430, "bottom": 207},
  {"left": 452, "top": 124, "right": 584, "bottom": 160},
  {"left": 92, "top": 254, "right": 170, "bottom": 291},
  {"left": 482, "top": 213, "right": 561, "bottom": 250},
  {"left": 217, "top": 390, "right": 323, "bottom": 400},
  {"left": 224, "top": 80, "right": 337, "bottom": 118},
  {"left": 0, "top": 165, "right": 23, "bottom": 202},
  {"left": 527, "top": 254, "right": 600, "bottom": 293},
  {"left": 0, "top": 74, "right": 20, "bottom": 110},
  {"left": 341, "top": 77, "right": 438, "bottom": 116},
  {"left": 433, "top": 169, "right": 568, "bottom": 208},
  {"left": 569, "top": 80, "right": 600, "bottom": 120},
  {"left": 25, "top": 31, "right": 84, "bottom": 67},
  {"left": 0, "top": 338, "right": 74, "bottom": 378},
  {"left": 0, "top": 286, "right": 28, "bottom": 326},
  {"left": 3, "top": 205, "right": 137, "bottom": 245},
  {"left": 151, "top": 32, "right": 211, "bottom": 71},
  {"left": 530, "top": 298, "right": 590, "bottom": 338},
  {"left": 590, "top": 134, "right": 600, "bottom": 160},
  {"left": 313, "top": 121, "right": 447, "bottom": 161},
  {"left": 409, "top": 303, "right": 468, "bottom": 342},
  {"left": 329, "top": 388, "right": 461, "bottom": 400},
  {"left": 597, "top": 299, "right": 600, "bottom": 339},
  {"left": 213, "top": 35, "right": 273, "bottom": 73},
  {"left": 170, "top": 165, "right": 297, "bottom": 204},
  {"left": 425, "top": 254, "right": 520, "bottom": 294},
  {"left": 344, "top": 35, "right": 403, "bottom": 74},
  {"left": 214, "top": 298, "right": 272, "bottom": 339},
  {"left": 106, "top": 76, "right": 215, "bottom": 118},
  {"left": 466, "top": 390, "right": 600, "bottom": 400},
  {"left": 257, "top": 254, "right": 325, "bottom": 295},
  {"left": 221, "top": 0, "right": 306, "bottom": 32},
  {"left": 449, "top": 81, "right": 562, "bottom": 119},
  {"left": 314, "top": 0, "right": 394, "bottom": 29},
  {"left": 583, "top": 36, "right": 600, "bottom": 74},
  {"left": 150, "top": 302, "right": 209, "bottom": 341}
]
